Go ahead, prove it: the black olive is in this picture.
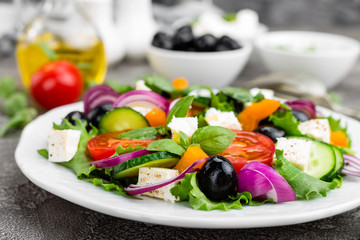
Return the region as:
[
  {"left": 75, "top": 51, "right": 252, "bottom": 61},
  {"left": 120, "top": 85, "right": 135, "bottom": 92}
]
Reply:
[
  {"left": 63, "top": 111, "right": 88, "bottom": 126},
  {"left": 197, "top": 155, "right": 238, "bottom": 201},
  {"left": 194, "top": 34, "right": 217, "bottom": 52},
  {"left": 292, "top": 109, "right": 310, "bottom": 122},
  {"left": 172, "top": 25, "right": 194, "bottom": 51},
  {"left": 152, "top": 32, "right": 173, "bottom": 50},
  {"left": 258, "top": 117, "right": 272, "bottom": 126},
  {"left": 232, "top": 99, "right": 244, "bottom": 113},
  {"left": 215, "top": 36, "right": 242, "bottom": 51},
  {"left": 254, "top": 125, "right": 286, "bottom": 143},
  {"left": 87, "top": 103, "right": 113, "bottom": 128}
]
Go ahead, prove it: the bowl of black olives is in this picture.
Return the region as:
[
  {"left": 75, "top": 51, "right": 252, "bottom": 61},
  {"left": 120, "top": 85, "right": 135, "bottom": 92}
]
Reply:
[{"left": 146, "top": 25, "right": 253, "bottom": 88}]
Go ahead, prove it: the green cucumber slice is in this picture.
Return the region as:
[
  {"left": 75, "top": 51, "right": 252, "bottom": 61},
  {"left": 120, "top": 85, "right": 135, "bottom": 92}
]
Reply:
[
  {"left": 286, "top": 136, "right": 336, "bottom": 180},
  {"left": 99, "top": 107, "right": 149, "bottom": 133},
  {"left": 322, "top": 146, "right": 344, "bottom": 181},
  {"left": 113, "top": 151, "right": 180, "bottom": 179}
]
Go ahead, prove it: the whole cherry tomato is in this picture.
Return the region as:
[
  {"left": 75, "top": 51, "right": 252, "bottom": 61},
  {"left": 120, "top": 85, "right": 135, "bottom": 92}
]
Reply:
[
  {"left": 30, "top": 60, "right": 83, "bottom": 109},
  {"left": 219, "top": 130, "right": 275, "bottom": 173}
]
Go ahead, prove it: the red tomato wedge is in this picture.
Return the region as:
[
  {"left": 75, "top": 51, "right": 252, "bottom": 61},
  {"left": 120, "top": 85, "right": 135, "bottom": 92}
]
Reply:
[
  {"left": 87, "top": 132, "right": 158, "bottom": 160},
  {"left": 219, "top": 130, "right": 275, "bottom": 173}
]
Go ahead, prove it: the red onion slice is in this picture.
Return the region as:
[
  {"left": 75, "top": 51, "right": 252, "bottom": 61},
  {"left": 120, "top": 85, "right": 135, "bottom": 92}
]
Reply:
[
  {"left": 286, "top": 99, "right": 316, "bottom": 119},
  {"left": 238, "top": 162, "right": 296, "bottom": 203},
  {"left": 90, "top": 149, "right": 152, "bottom": 168},
  {"left": 84, "top": 85, "right": 121, "bottom": 114},
  {"left": 343, "top": 154, "right": 360, "bottom": 177},
  {"left": 125, "top": 157, "right": 208, "bottom": 195},
  {"left": 112, "top": 90, "right": 170, "bottom": 114}
]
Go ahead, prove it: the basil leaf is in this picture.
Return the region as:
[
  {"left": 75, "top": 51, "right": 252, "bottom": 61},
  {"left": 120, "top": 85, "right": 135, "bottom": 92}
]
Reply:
[
  {"left": 179, "top": 131, "right": 190, "bottom": 149},
  {"left": 220, "top": 87, "right": 254, "bottom": 103},
  {"left": 37, "top": 149, "right": 49, "bottom": 159},
  {"left": 142, "top": 74, "right": 175, "bottom": 95},
  {"left": 191, "top": 126, "right": 236, "bottom": 155},
  {"left": 104, "top": 80, "right": 133, "bottom": 94},
  {"left": 166, "top": 96, "right": 194, "bottom": 125},
  {"left": 210, "top": 92, "right": 235, "bottom": 112},
  {"left": 147, "top": 139, "right": 185, "bottom": 156},
  {"left": 116, "top": 127, "right": 165, "bottom": 139},
  {"left": 252, "top": 92, "right": 265, "bottom": 102}
]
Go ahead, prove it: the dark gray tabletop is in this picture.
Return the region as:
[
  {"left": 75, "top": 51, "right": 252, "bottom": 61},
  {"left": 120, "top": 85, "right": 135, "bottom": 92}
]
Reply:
[{"left": 1, "top": 27, "right": 360, "bottom": 240}]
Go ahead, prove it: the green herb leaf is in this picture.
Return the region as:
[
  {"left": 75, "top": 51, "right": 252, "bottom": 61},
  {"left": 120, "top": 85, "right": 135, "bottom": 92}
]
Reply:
[
  {"left": 104, "top": 80, "right": 133, "bottom": 94},
  {"left": 116, "top": 126, "right": 166, "bottom": 139},
  {"left": 166, "top": 96, "right": 194, "bottom": 125},
  {"left": 269, "top": 110, "right": 303, "bottom": 136},
  {"left": 210, "top": 92, "right": 235, "bottom": 112},
  {"left": 275, "top": 149, "right": 338, "bottom": 200},
  {"left": 179, "top": 131, "right": 190, "bottom": 149},
  {"left": 221, "top": 87, "right": 254, "bottom": 103},
  {"left": 0, "top": 108, "right": 37, "bottom": 137},
  {"left": 37, "top": 149, "right": 49, "bottom": 159},
  {"left": 115, "top": 144, "right": 145, "bottom": 156},
  {"left": 2, "top": 92, "right": 28, "bottom": 117},
  {"left": 36, "top": 42, "right": 56, "bottom": 60},
  {"left": 0, "top": 76, "right": 16, "bottom": 98},
  {"left": 147, "top": 139, "right": 185, "bottom": 156},
  {"left": 142, "top": 74, "right": 175, "bottom": 96},
  {"left": 191, "top": 126, "right": 236, "bottom": 155}
]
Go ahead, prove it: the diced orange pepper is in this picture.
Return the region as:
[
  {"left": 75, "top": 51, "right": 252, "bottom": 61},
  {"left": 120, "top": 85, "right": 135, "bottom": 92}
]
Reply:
[
  {"left": 172, "top": 77, "right": 189, "bottom": 90},
  {"left": 237, "top": 99, "right": 281, "bottom": 131},
  {"left": 145, "top": 108, "right": 167, "bottom": 127},
  {"left": 330, "top": 130, "right": 348, "bottom": 147},
  {"left": 173, "top": 146, "right": 208, "bottom": 173}
]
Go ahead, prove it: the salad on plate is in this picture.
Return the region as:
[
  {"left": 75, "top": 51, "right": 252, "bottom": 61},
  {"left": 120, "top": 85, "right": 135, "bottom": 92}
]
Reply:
[{"left": 37, "top": 75, "right": 360, "bottom": 211}]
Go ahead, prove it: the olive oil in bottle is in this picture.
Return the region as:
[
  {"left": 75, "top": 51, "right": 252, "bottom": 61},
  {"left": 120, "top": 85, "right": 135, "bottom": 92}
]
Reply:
[{"left": 16, "top": 0, "right": 107, "bottom": 88}]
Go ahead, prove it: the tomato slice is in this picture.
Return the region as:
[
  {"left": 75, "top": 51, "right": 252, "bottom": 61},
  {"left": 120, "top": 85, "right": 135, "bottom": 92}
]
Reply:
[
  {"left": 219, "top": 130, "right": 275, "bottom": 173},
  {"left": 87, "top": 132, "right": 158, "bottom": 160}
]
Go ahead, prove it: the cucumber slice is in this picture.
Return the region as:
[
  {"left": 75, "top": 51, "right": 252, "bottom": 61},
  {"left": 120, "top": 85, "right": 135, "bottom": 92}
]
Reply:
[
  {"left": 99, "top": 107, "right": 149, "bottom": 133},
  {"left": 285, "top": 137, "right": 336, "bottom": 180},
  {"left": 322, "top": 146, "right": 344, "bottom": 181},
  {"left": 113, "top": 151, "right": 180, "bottom": 179}
]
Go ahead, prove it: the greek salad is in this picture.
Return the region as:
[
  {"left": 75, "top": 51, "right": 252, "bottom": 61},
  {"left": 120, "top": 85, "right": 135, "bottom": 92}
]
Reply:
[{"left": 37, "top": 75, "right": 360, "bottom": 211}]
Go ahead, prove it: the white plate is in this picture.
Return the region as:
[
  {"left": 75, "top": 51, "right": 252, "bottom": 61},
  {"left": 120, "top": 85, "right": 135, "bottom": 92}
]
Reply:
[{"left": 15, "top": 102, "right": 360, "bottom": 228}]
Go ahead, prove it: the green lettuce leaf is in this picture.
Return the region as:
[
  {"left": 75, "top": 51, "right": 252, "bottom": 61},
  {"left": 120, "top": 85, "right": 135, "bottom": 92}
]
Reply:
[
  {"left": 275, "top": 149, "right": 338, "bottom": 200},
  {"left": 171, "top": 173, "right": 251, "bottom": 211},
  {"left": 114, "top": 144, "right": 145, "bottom": 156},
  {"left": 269, "top": 110, "right": 303, "bottom": 136}
]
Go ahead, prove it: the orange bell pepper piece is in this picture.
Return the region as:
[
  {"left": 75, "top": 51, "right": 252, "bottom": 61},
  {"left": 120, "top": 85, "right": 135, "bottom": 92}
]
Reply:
[
  {"left": 173, "top": 146, "right": 208, "bottom": 173},
  {"left": 145, "top": 108, "right": 167, "bottom": 127},
  {"left": 330, "top": 130, "right": 348, "bottom": 147}
]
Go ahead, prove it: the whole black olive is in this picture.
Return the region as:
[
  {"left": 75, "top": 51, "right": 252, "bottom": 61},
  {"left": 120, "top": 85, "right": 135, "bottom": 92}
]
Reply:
[
  {"left": 172, "top": 25, "right": 194, "bottom": 51},
  {"left": 215, "top": 36, "right": 242, "bottom": 51},
  {"left": 87, "top": 103, "right": 112, "bottom": 128},
  {"left": 254, "top": 125, "right": 286, "bottom": 143},
  {"left": 258, "top": 117, "right": 272, "bottom": 126},
  {"left": 63, "top": 111, "right": 88, "bottom": 126},
  {"left": 197, "top": 155, "right": 238, "bottom": 201},
  {"left": 152, "top": 32, "right": 173, "bottom": 50},
  {"left": 292, "top": 109, "right": 310, "bottom": 122},
  {"left": 194, "top": 34, "right": 217, "bottom": 52},
  {"left": 233, "top": 99, "right": 244, "bottom": 113}
]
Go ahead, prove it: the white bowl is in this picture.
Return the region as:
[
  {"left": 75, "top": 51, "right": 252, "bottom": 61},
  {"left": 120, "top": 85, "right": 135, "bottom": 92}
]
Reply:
[
  {"left": 146, "top": 41, "right": 253, "bottom": 88},
  {"left": 255, "top": 31, "right": 360, "bottom": 88}
]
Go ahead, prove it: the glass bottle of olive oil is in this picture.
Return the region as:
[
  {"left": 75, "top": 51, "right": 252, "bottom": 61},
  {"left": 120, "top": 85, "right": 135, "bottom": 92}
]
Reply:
[{"left": 16, "top": 0, "right": 107, "bottom": 88}]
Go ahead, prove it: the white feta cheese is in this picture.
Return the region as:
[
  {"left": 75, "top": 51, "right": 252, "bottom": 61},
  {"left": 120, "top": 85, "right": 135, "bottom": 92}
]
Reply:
[
  {"left": 131, "top": 106, "right": 152, "bottom": 116},
  {"left": 187, "top": 88, "right": 219, "bottom": 98},
  {"left": 250, "top": 88, "right": 275, "bottom": 99},
  {"left": 168, "top": 116, "right": 198, "bottom": 141},
  {"left": 137, "top": 167, "right": 180, "bottom": 203},
  {"left": 48, "top": 129, "right": 81, "bottom": 162},
  {"left": 205, "top": 107, "right": 242, "bottom": 130},
  {"left": 276, "top": 137, "right": 312, "bottom": 172},
  {"left": 135, "top": 79, "right": 151, "bottom": 91},
  {"left": 298, "top": 119, "right": 331, "bottom": 143}
]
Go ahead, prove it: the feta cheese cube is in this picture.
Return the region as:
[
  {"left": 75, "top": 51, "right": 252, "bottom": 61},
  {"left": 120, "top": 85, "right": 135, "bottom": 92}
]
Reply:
[
  {"left": 48, "top": 129, "right": 81, "bottom": 162},
  {"left": 298, "top": 119, "right": 330, "bottom": 143},
  {"left": 135, "top": 79, "right": 151, "bottom": 91},
  {"left": 168, "top": 117, "right": 198, "bottom": 142},
  {"left": 250, "top": 88, "right": 275, "bottom": 99},
  {"left": 276, "top": 137, "right": 312, "bottom": 172},
  {"left": 205, "top": 107, "right": 242, "bottom": 130},
  {"left": 137, "top": 167, "right": 180, "bottom": 203}
]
